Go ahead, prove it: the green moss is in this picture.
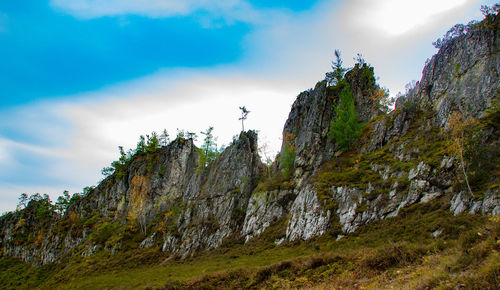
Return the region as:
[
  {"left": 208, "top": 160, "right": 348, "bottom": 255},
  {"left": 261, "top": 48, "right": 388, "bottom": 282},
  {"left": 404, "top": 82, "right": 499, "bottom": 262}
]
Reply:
[
  {"left": 89, "top": 222, "right": 120, "bottom": 245},
  {"left": 158, "top": 163, "right": 167, "bottom": 176},
  {"left": 255, "top": 174, "right": 294, "bottom": 193}
]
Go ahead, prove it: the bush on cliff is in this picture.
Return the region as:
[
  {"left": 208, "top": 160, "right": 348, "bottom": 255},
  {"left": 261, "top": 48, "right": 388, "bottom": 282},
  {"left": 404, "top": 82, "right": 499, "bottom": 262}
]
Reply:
[{"left": 328, "top": 83, "right": 364, "bottom": 150}]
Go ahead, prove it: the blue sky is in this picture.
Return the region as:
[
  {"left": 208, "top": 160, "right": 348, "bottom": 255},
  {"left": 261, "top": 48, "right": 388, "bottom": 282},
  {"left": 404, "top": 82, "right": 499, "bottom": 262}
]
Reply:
[{"left": 0, "top": 0, "right": 496, "bottom": 212}]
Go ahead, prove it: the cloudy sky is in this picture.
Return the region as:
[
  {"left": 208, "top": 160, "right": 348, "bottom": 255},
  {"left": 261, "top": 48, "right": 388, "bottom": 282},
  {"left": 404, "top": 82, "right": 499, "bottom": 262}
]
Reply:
[{"left": 0, "top": 0, "right": 496, "bottom": 213}]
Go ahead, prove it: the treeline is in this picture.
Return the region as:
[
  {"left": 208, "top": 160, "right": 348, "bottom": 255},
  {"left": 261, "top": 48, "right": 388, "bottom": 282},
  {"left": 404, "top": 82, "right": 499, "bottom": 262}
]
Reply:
[
  {"left": 0, "top": 186, "right": 95, "bottom": 223},
  {"left": 101, "top": 127, "right": 225, "bottom": 179}
]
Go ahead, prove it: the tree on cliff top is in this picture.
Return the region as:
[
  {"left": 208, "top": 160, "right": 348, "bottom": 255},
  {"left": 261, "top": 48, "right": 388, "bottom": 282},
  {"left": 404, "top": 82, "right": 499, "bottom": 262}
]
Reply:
[
  {"left": 325, "top": 49, "right": 347, "bottom": 86},
  {"left": 200, "top": 126, "right": 218, "bottom": 167},
  {"left": 328, "top": 84, "right": 363, "bottom": 150},
  {"left": 239, "top": 106, "right": 250, "bottom": 132}
]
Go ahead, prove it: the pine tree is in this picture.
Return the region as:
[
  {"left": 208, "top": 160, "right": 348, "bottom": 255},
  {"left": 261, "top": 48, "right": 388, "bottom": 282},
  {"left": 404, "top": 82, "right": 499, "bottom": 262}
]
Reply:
[
  {"left": 280, "top": 133, "right": 296, "bottom": 179},
  {"left": 328, "top": 84, "right": 363, "bottom": 150},
  {"left": 55, "top": 190, "right": 71, "bottom": 214},
  {"left": 160, "top": 129, "right": 170, "bottom": 147},
  {"left": 17, "top": 193, "right": 28, "bottom": 210},
  {"left": 136, "top": 135, "right": 146, "bottom": 154},
  {"left": 325, "top": 49, "right": 347, "bottom": 87},
  {"left": 145, "top": 132, "right": 160, "bottom": 153},
  {"left": 200, "top": 126, "right": 217, "bottom": 167}
]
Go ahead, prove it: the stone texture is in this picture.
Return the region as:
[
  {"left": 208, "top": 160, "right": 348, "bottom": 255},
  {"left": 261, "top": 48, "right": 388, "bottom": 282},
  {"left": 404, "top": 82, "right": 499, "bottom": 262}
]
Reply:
[
  {"left": 241, "top": 189, "right": 293, "bottom": 243},
  {"left": 286, "top": 186, "right": 331, "bottom": 241},
  {"left": 399, "top": 17, "right": 500, "bottom": 126}
]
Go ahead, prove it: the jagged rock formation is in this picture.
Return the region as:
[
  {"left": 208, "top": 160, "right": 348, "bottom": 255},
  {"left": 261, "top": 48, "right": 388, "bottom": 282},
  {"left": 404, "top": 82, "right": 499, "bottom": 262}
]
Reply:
[
  {"left": 242, "top": 15, "right": 500, "bottom": 243},
  {"left": 1, "top": 14, "right": 499, "bottom": 265},
  {"left": 401, "top": 16, "right": 500, "bottom": 125}
]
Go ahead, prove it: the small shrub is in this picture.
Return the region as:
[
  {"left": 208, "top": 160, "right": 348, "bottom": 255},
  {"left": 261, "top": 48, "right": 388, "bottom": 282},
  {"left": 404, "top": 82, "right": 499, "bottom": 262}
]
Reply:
[{"left": 89, "top": 222, "right": 119, "bottom": 245}]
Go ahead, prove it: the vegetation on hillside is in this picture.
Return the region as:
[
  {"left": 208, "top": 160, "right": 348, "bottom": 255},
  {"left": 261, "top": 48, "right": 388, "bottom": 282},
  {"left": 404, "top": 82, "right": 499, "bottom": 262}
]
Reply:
[{"left": 1, "top": 200, "right": 498, "bottom": 289}]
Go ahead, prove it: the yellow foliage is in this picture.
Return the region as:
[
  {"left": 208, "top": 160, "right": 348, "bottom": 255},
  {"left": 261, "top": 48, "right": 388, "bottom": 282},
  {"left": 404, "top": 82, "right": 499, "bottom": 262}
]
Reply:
[
  {"left": 17, "top": 218, "right": 26, "bottom": 228},
  {"left": 284, "top": 133, "right": 295, "bottom": 143},
  {"left": 284, "top": 133, "right": 296, "bottom": 152},
  {"left": 34, "top": 232, "right": 43, "bottom": 247},
  {"left": 370, "top": 87, "right": 387, "bottom": 101},
  {"left": 446, "top": 112, "right": 478, "bottom": 195},
  {"left": 68, "top": 210, "right": 78, "bottom": 221}
]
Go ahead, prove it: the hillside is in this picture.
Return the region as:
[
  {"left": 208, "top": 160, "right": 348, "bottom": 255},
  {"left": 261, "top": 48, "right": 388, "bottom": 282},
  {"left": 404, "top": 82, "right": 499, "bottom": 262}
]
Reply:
[{"left": 0, "top": 12, "right": 499, "bottom": 289}]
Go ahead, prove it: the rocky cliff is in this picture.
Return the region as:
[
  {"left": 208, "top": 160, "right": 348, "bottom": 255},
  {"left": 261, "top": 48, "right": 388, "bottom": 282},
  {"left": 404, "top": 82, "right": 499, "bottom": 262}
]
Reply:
[{"left": 1, "top": 14, "right": 499, "bottom": 266}]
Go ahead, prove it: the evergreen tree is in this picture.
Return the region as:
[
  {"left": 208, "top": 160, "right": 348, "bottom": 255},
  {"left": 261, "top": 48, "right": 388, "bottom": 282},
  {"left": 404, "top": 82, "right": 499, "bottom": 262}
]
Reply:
[
  {"left": 160, "top": 129, "right": 170, "bottom": 147},
  {"left": 136, "top": 135, "right": 146, "bottom": 154},
  {"left": 186, "top": 131, "right": 198, "bottom": 141},
  {"left": 17, "top": 193, "right": 28, "bottom": 210},
  {"left": 280, "top": 133, "right": 296, "bottom": 179},
  {"left": 200, "top": 126, "right": 218, "bottom": 167},
  {"left": 55, "top": 190, "right": 71, "bottom": 214},
  {"left": 325, "top": 49, "right": 347, "bottom": 86},
  {"left": 176, "top": 128, "right": 186, "bottom": 140},
  {"left": 145, "top": 132, "right": 160, "bottom": 153},
  {"left": 328, "top": 84, "right": 363, "bottom": 150}
]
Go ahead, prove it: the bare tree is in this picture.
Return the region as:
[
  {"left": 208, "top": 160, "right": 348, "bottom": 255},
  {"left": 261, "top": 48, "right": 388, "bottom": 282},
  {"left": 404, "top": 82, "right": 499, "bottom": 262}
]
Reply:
[
  {"left": 239, "top": 106, "right": 250, "bottom": 132},
  {"left": 258, "top": 141, "right": 274, "bottom": 178}
]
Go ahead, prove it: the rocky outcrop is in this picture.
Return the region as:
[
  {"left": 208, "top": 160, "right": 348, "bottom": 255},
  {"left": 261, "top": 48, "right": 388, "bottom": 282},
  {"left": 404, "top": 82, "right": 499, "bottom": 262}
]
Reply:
[
  {"left": 282, "top": 66, "right": 383, "bottom": 181},
  {"left": 451, "top": 189, "right": 500, "bottom": 216},
  {"left": 0, "top": 131, "right": 264, "bottom": 262},
  {"left": 252, "top": 16, "right": 500, "bottom": 244},
  {"left": 76, "top": 137, "right": 200, "bottom": 223},
  {"left": 163, "top": 131, "right": 263, "bottom": 256},
  {"left": 400, "top": 16, "right": 500, "bottom": 126}
]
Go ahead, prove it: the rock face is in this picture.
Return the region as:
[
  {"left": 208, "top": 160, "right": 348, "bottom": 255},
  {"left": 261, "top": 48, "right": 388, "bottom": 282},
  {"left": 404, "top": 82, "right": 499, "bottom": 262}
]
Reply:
[
  {"left": 285, "top": 186, "right": 330, "bottom": 241},
  {"left": 401, "top": 16, "right": 500, "bottom": 126},
  {"left": 282, "top": 66, "right": 383, "bottom": 181},
  {"left": 164, "top": 131, "right": 263, "bottom": 256},
  {"left": 1, "top": 15, "right": 499, "bottom": 265},
  {"left": 0, "top": 131, "right": 264, "bottom": 263},
  {"left": 247, "top": 15, "right": 500, "bottom": 243}
]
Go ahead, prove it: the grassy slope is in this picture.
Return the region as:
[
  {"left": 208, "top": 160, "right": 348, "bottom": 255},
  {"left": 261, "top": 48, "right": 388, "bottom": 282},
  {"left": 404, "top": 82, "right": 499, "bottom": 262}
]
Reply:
[{"left": 1, "top": 199, "right": 498, "bottom": 289}]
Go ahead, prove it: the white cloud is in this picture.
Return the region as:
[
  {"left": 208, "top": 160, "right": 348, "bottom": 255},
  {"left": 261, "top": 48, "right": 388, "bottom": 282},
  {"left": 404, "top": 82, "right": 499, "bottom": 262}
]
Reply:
[
  {"left": 50, "top": 0, "right": 263, "bottom": 24},
  {"left": 244, "top": 0, "right": 491, "bottom": 98},
  {"left": 59, "top": 68, "right": 300, "bottom": 163},
  {"left": 0, "top": 67, "right": 301, "bottom": 215},
  {"left": 348, "top": 0, "right": 467, "bottom": 36}
]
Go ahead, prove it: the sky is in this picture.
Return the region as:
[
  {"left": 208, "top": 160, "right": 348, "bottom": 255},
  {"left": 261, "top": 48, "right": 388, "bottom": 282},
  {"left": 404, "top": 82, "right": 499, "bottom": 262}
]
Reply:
[{"left": 0, "top": 0, "right": 497, "bottom": 213}]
